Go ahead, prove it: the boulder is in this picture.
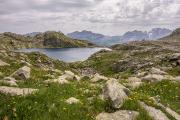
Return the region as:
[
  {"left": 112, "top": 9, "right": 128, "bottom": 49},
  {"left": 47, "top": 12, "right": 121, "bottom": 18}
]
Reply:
[
  {"left": 137, "top": 71, "right": 146, "bottom": 77},
  {"left": 63, "top": 71, "right": 75, "bottom": 80},
  {"left": 173, "top": 76, "right": 180, "bottom": 82},
  {"left": 169, "top": 53, "right": 180, "bottom": 61},
  {"left": 127, "top": 82, "right": 143, "bottom": 89},
  {"left": 127, "top": 77, "right": 141, "bottom": 83},
  {"left": 75, "top": 75, "right": 81, "bottom": 81},
  {"left": 150, "top": 67, "right": 168, "bottom": 75},
  {"left": 20, "top": 60, "right": 32, "bottom": 67},
  {"left": 127, "top": 77, "right": 143, "bottom": 89},
  {"left": 57, "top": 76, "right": 70, "bottom": 84},
  {"left": 4, "top": 77, "right": 16, "bottom": 81},
  {"left": 139, "top": 102, "right": 169, "bottom": 120},
  {"left": 91, "top": 73, "right": 108, "bottom": 82},
  {"left": 96, "top": 110, "right": 139, "bottom": 120},
  {"left": 0, "top": 80, "right": 17, "bottom": 86},
  {"left": 80, "top": 67, "right": 97, "bottom": 77},
  {"left": 52, "top": 69, "right": 62, "bottom": 74},
  {"left": 44, "top": 76, "right": 69, "bottom": 85},
  {"left": 167, "top": 53, "right": 180, "bottom": 66},
  {"left": 11, "top": 66, "right": 31, "bottom": 80},
  {"left": 65, "top": 97, "right": 80, "bottom": 104},
  {"left": 0, "top": 60, "right": 9, "bottom": 66},
  {"left": 102, "top": 79, "right": 129, "bottom": 108},
  {"left": 0, "top": 86, "right": 38, "bottom": 96},
  {"left": 142, "top": 74, "right": 164, "bottom": 82}
]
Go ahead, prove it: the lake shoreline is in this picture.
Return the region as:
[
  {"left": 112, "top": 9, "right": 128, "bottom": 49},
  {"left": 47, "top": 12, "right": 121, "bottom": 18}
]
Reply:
[{"left": 16, "top": 47, "right": 111, "bottom": 63}]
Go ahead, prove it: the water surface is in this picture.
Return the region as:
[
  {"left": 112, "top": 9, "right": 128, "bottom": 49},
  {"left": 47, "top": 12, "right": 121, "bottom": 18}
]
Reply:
[{"left": 18, "top": 48, "right": 110, "bottom": 62}]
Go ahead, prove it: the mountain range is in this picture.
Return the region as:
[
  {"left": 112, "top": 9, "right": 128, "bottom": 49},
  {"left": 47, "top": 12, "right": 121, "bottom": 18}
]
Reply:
[{"left": 67, "top": 28, "right": 172, "bottom": 46}]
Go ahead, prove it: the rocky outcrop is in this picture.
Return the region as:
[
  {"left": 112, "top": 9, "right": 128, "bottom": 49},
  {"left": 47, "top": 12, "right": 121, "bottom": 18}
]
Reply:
[
  {"left": 154, "top": 101, "right": 180, "bottom": 120},
  {"left": 173, "top": 76, "right": 180, "bottom": 82},
  {"left": 0, "top": 86, "right": 38, "bottom": 96},
  {"left": 150, "top": 67, "right": 168, "bottom": 75},
  {"left": 142, "top": 74, "right": 165, "bottom": 82},
  {"left": 165, "top": 107, "right": 180, "bottom": 120},
  {"left": 63, "top": 70, "right": 75, "bottom": 80},
  {"left": 96, "top": 110, "right": 139, "bottom": 120},
  {"left": 44, "top": 70, "right": 81, "bottom": 84},
  {"left": 165, "top": 53, "right": 180, "bottom": 66},
  {"left": 44, "top": 76, "right": 69, "bottom": 85},
  {"left": 0, "top": 60, "right": 9, "bottom": 66},
  {"left": 11, "top": 66, "right": 31, "bottom": 80},
  {"left": 102, "top": 79, "right": 130, "bottom": 109},
  {"left": 65, "top": 97, "right": 80, "bottom": 104},
  {"left": 0, "top": 77, "right": 18, "bottom": 86},
  {"left": 127, "top": 77, "right": 143, "bottom": 89},
  {"left": 139, "top": 102, "right": 169, "bottom": 120},
  {"left": 141, "top": 67, "right": 171, "bottom": 82},
  {"left": 91, "top": 73, "right": 108, "bottom": 82}
]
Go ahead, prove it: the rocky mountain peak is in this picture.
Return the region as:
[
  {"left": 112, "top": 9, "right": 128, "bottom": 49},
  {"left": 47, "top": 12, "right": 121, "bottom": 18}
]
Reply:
[{"left": 172, "top": 28, "right": 180, "bottom": 35}]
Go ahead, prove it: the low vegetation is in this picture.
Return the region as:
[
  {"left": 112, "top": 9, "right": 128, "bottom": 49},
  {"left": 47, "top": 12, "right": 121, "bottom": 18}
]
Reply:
[{"left": 0, "top": 28, "right": 180, "bottom": 120}]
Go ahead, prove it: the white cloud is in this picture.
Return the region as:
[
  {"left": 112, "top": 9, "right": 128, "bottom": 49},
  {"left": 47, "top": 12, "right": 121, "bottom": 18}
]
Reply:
[{"left": 0, "top": 0, "right": 180, "bottom": 35}]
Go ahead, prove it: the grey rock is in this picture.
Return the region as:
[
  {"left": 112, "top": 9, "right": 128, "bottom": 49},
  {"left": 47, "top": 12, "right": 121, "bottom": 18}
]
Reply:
[
  {"left": 96, "top": 110, "right": 139, "bottom": 120},
  {"left": 139, "top": 102, "right": 169, "bottom": 120},
  {"left": 142, "top": 74, "right": 165, "bottom": 82},
  {"left": 91, "top": 73, "right": 108, "bottom": 82},
  {"left": 63, "top": 70, "right": 75, "bottom": 80},
  {"left": 150, "top": 67, "right": 168, "bottom": 75},
  {"left": 173, "top": 76, "right": 180, "bottom": 82},
  {"left": 0, "top": 86, "right": 38, "bottom": 96},
  {"left": 11, "top": 66, "right": 31, "bottom": 80},
  {"left": 0, "top": 80, "right": 17, "bottom": 86},
  {"left": 65, "top": 97, "right": 80, "bottom": 104},
  {"left": 0, "top": 77, "right": 18, "bottom": 86},
  {"left": 169, "top": 53, "right": 180, "bottom": 61},
  {"left": 127, "top": 77, "right": 143, "bottom": 89},
  {"left": 102, "top": 79, "right": 129, "bottom": 108},
  {"left": 165, "top": 107, "right": 180, "bottom": 120},
  {"left": 0, "top": 60, "right": 9, "bottom": 66},
  {"left": 156, "top": 102, "right": 180, "bottom": 120}
]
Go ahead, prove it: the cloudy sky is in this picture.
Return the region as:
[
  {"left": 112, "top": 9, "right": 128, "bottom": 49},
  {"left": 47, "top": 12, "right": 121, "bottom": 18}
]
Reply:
[{"left": 0, "top": 0, "right": 180, "bottom": 35}]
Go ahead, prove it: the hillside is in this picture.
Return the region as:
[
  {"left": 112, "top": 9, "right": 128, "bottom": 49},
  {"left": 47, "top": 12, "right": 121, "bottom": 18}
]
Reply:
[
  {"left": 0, "top": 31, "right": 95, "bottom": 50},
  {"left": 76, "top": 28, "right": 180, "bottom": 76},
  {"left": 0, "top": 28, "right": 179, "bottom": 120},
  {"left": 68, "top": 28, "right": 172, "bottom": 46}
]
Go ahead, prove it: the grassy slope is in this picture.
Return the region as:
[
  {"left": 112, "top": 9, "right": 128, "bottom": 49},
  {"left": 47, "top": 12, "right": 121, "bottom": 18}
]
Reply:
[
  {"left": 0, "top": 52, "right": 179, "bottom": 120},
  {"left": 0, "top": 29, "right": 180, "bottom": 120}
]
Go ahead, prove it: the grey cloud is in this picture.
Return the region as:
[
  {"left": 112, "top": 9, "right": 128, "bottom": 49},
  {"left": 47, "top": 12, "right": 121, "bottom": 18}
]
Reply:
[
  {"left": 0, "top": 0, "right": 179, "bottom": 35},
  {"left": 0, "top": 0, "right": 103, "bottom": 15}
]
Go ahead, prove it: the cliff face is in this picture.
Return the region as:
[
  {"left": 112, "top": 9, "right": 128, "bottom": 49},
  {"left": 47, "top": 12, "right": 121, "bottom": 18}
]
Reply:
[{"left": 0, "top": 31, "right": 95, "bottom": 50}]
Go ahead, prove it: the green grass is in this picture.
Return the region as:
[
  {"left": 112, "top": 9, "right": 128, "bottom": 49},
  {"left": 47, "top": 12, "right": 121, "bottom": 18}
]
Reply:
[
  {"left": 121, "top": 99, "right": 153, "bottom": 120},
  {"left": 77, "top": 51, "right": 125, "bottom": 76},
  {"left": 1, "top": 43, "right": 180, "bottom": 120},
  {"left": 0, "top": 62, "right": 23, "bottom": 77},
  {"left": 135, "top": 80, "right": 180, "bottom": 114},
  {"left": 167, "top": 67, "right": 180, "bottom": 76},
  {"left": 0, "top": 81, "right": 106, "bottom": 120}
]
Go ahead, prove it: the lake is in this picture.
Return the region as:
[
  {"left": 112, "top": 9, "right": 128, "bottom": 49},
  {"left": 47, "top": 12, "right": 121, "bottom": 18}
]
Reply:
[{"left": 18, "top": 48, "right": 111, "bottom": 62}]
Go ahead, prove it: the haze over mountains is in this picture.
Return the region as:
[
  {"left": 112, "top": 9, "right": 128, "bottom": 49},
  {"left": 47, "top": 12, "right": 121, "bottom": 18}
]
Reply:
[{"left": 67, "top": 28, "right": 172, "bottom": 46}]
